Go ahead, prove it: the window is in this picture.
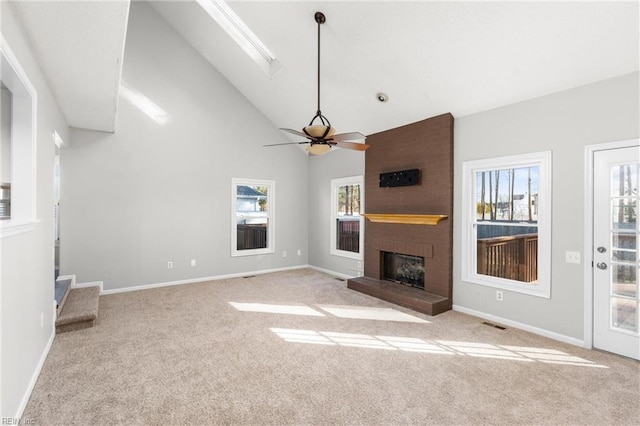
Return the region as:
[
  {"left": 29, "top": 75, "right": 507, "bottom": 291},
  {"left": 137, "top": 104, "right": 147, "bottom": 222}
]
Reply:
[
  {"left": 462, "top": 151, "right": 551, "bottom": 298},
  {"left": 231, "top": 178, "right": 275, "bottom": 256},
  {"left": 330, "top": 176, "right": 364, "bottom": 259},
  {"left": 1, "top": 35, "right": 38, "bottom": 238}
]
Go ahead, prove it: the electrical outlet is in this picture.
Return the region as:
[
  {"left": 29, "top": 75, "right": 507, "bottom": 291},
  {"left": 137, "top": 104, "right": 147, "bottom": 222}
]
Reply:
[
  {"left": 190, "top": 259, "right": 196, "bottom": 267},
  {"left": 40, "top": 312, "right": 44, "bottom": 328},
  {"left": 357, "top": 261, "right": 362, "bottom": 269},
  {"left": 496, "top": 290, "right": 503, "bottom": 301},
  {"left": 282, "top": 251, "right": 287, "bottom": 258},
  {"left": 167, "top": 261, "right": 173, "bottom": 269},
  {"left": 565, "top": 251, "right": 581, "bottom": 264},
  {"left": 297, "top": 249, "right": 301, "bottom": 256}
]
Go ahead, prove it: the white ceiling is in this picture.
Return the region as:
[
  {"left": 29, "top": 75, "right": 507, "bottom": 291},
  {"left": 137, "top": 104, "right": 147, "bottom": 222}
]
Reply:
[
  {"left": 8, "top": 0, "right": 130, "bottom": 132},
  {"left": 9, "top": 1, "right": 639, "bottom": 136}
]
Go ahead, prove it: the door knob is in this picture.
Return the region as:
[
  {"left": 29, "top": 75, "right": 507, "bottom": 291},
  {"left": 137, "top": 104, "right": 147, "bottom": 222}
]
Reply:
[
  {"left": 596, "top": 247, "right": 606, "bottom": 253},
  {"left": 596, "top": 262, "right": 607, "bottom": 270}
]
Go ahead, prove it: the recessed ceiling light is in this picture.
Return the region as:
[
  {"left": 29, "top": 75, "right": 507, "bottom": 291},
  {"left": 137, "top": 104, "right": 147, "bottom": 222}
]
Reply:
[{"left": 376, "top": 92, "right": 389, "bottom": 102}]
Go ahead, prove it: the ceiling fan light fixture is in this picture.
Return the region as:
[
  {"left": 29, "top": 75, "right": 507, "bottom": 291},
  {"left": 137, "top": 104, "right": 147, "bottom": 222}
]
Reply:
[
  {"left": 307, "top": 144, "right": 332, "bottom": 156},
  {"left": 303, "top": 125, "right": 336, "bottom": 139}
]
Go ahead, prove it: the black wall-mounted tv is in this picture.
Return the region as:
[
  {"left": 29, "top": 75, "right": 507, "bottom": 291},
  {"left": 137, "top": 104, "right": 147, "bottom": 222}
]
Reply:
[{"left": 379, "top": 169, "right": 421, "bottom": 188}]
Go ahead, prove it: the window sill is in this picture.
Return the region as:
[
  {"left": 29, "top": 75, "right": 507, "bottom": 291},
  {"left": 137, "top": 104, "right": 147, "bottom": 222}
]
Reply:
[
  {"left": 463, "top": 275, "right": 550, "bottom": 299},
  {"left": 231, "top": 248, "right": 275, "bottom": 257},
  {"left": 330, "top": 249, "right": 363, "bottom": 261},
  {"left": 0, "top": 219, "right": 38, "bottom": 239}
]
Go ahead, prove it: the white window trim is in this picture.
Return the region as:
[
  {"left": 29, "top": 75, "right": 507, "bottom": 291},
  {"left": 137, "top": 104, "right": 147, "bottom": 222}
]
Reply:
[
  {"left": 461, "top": 151, "right": 552, "bottom": 298},
  {"left": 1, "top": 34, "right": 38, "bottom": 239},
  {"left": 330, "top": 175, "right": 364, "bottom": 260},
  {"left": 231, "top": 178, "right": 275, "bottom": 257}
]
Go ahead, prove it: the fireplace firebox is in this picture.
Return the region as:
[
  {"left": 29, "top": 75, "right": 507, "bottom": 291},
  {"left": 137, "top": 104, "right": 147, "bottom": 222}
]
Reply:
[{"left": 383, "top": 252, "right": 425, "bottom": 289}]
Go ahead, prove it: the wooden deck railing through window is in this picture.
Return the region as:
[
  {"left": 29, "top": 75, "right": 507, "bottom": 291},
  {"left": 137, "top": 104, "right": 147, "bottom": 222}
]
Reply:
[
  {"left": 237, "top": 224, "right": 267, "bottom": 250},
  {"left": 337, "top": 218, "right": 360, "bottom": 253},
  {"left": 477, "top": 233, "right": 538, "bottom": 282}
]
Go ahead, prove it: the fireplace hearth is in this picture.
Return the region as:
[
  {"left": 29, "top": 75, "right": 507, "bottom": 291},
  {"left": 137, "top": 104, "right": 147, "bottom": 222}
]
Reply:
[{"left": 383, "top": 252, "right": 425, "bottom": 289}]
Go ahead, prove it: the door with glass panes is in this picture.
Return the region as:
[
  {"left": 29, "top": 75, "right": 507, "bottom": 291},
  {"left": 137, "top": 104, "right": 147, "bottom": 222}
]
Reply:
[{"left": 593, "top": 145, "right": 639, "bottom": 360}]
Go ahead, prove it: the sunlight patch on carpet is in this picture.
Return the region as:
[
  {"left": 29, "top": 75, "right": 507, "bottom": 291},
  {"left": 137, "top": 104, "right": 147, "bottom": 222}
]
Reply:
[
  {"left": 376, "top": 336, "right": 453, "bottom": 354},
  {"left": 435, "top": 341, "right": 533, "bottom": 362},
  {"left": 230, "top": 301, "right": 430, "bottom": 323},
  {"left": 229, "top": 302, "right": 325, "bottom": 316},
  {"left": 498, "top": 345, "right": 608, "bottom": 367},
  {"left": 270, "top": 328, "right": 335, "bottom": 345},
  {"left": 269, "top": 328, "right": 609, "bottom": 368},
  {"left": 317, "top": 305, "right": 430, "bottom": 323}
]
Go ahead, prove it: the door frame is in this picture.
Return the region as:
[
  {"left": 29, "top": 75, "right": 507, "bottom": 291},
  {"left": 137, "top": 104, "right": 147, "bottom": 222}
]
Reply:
[{"left": 584, "top": 138, "right": 640, "bottom": 350}]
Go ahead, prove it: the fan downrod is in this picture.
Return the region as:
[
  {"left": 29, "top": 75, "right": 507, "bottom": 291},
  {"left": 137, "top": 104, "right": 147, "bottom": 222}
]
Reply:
[{"left": 265, "top": 10, "right": 368, "bottom": 155}]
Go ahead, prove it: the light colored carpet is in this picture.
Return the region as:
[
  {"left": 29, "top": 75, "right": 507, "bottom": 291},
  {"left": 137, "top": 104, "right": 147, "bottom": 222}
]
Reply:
[{"left": 24, "top": 269, "right": 639, "bottom": 425}]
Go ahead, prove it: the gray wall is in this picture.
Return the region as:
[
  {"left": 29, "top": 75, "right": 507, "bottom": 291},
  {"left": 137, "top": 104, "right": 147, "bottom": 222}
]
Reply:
[
  {"left": 307, "top": 149, "right": 365, "bottom": 277},
  {"left": 61, "top": 2, "right": 308, "bottom": 291},
  {"left": 453, "top": 72, "right": 640, "bottom": 341},
  {"left": 0, "top": 3, "right": 69, "bottom": 418},
  {"left": 307, "top": 73, "right": 639, "bottom": 343}
]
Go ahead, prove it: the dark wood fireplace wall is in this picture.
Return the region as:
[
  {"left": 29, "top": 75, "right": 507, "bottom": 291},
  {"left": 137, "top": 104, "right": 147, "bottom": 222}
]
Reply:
[{"left": 348, "top": 113, "right": 454, "bottom": 315}]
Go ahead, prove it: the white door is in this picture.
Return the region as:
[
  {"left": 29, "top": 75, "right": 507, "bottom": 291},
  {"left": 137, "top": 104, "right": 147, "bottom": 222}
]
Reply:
[{"left": 593, "top": 145, "right": 639, "bottom": 360}]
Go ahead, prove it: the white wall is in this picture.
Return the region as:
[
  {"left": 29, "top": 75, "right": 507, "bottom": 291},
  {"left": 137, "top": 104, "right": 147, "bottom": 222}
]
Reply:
[
  {"left": 61, "top": 2, "right": 308, "bottom": 292},
  {"left": 453, "top": 72, "right": 640, "bottom": 342},
  {"left": 0, "top": 3, "right": 70, "bottom": 418},
  {"left": 307, "top": 149, "right": 365, "bottom": 277},
  {"left": 1, "top": 88, "right": 11, "bottom": 183}
]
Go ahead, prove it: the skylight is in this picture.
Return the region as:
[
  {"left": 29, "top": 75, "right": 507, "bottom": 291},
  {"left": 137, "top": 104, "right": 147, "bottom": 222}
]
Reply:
[{"left": 196, "top": 0, "right": 283, "bottom": 77}]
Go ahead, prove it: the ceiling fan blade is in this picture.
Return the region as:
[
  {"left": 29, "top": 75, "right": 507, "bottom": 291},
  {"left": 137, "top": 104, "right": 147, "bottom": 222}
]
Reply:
[
  {"left": 263, "top": 141, "right": 309, "bottom": 147},
  {"left": 332, "top": 141, "right": 370, "bottom": 151},
  {"left": 331, "top": 132, "right": 367, "bottom": 142},
  {"left": 279, "top": 128, "right": 309, "bottom": 138}
]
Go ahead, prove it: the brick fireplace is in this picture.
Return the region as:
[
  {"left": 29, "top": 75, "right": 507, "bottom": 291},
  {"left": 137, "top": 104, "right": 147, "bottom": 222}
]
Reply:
[{"left": 347, "top": 113, "right": 454, "bottom": 315}]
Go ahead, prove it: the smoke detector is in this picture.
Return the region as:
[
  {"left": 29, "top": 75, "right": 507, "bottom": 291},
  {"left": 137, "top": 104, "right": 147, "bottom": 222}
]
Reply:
[{"left": 376, "top": 92, "right": 389, "bottom": 102}]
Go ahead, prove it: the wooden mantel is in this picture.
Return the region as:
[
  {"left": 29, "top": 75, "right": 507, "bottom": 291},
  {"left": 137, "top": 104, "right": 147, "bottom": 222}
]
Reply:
[{"left": 364, "top": 214, "right": 448, "bottom": 226}]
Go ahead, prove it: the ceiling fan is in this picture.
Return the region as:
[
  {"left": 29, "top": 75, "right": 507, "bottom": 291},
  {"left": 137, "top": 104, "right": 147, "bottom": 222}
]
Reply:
[{"left": 265, "top": 12, "right": 369, "bottom": 156}]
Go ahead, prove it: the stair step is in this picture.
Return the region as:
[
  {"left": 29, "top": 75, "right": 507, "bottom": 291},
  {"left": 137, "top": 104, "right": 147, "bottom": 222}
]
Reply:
[{"left": 55, "top": 286, "right": 100, "bottom": 334}]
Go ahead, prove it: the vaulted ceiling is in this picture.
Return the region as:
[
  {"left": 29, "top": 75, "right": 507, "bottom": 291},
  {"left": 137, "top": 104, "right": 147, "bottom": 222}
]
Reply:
[
  {"left": 9, "top": 1, "right": 639, "bottom": 136},
  {"left": 9, "top": 0, "right": 130, "bottom": 132}
]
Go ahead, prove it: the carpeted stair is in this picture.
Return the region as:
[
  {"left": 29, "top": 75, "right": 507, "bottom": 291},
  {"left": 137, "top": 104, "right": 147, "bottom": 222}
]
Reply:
[{"left": 55, "top": 286, "right": 100, "bottom": 334}]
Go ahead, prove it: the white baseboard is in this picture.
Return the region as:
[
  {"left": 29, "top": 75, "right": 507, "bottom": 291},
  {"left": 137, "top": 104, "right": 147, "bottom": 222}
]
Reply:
[
  {"left": 307, "top": 265, "right": 354, "bottom": 281},
  {"left": 72, "top": 280, "right": 103, "bottom": 293},
  {"left": 452, "top": 304, "right": 586, "bottom": 348},
  {"left": 100, "top": 265, "right": 309, "bottom": 295},
  {"left": 14, "top": 327, "right": 55, "bottom": 419}
]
